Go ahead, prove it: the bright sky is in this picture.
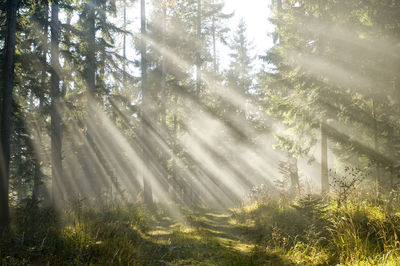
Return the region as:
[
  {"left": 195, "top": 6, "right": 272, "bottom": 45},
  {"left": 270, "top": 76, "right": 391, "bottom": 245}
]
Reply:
[
  {"left": 112, "top": 0, "right": 274, "bottom": 74},
  {"left": 221, "top": 0, "right": 274, "bottom": 71}
]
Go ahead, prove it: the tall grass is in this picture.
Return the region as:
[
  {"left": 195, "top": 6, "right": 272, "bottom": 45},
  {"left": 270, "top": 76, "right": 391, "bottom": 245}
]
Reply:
[
  {"left": 3, "top": 185, "right": 400, "bottom": 265},
  {"left": 1, "top": 200, "right": 156, "bottom": 265},
  {"left": 233, "top": 189, "right": 400, "bottom": 265}
]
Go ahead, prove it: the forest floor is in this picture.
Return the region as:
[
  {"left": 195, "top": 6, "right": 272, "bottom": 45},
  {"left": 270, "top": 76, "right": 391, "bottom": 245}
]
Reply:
[
  {"left": 3, "top": 195, "right": 400, "bottom": 265},
  {"left": 0, "top": 205, "right": 292, "bottom": 265},
  {"left": 140, "top": 208, "right": 289, "bottom": 265}
]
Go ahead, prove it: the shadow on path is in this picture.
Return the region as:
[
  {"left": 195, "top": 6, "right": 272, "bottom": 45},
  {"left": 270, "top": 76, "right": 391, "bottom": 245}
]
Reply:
[{"left": 143, "top": 209, "right": 294, "bottom": 265}]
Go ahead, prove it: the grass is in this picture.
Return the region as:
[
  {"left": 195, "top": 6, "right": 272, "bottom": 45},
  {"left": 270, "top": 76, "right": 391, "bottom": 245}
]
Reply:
[{"left": 2, "top": 192, "right": 400, "bottom": 265}]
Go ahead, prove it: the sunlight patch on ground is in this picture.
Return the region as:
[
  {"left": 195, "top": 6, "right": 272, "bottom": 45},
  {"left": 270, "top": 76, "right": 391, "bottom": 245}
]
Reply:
[
  {"left": 180, "top": 227, "right": 196, "bottom": 234},
  {"left": 147, "top": 229, "right": 170, "bottom": 236},
  {"left": 204, "top": 212, "right": 230, "bottom": 218},
  {"left": 230, "top": 242, "right": 255, "bottom": 253}
]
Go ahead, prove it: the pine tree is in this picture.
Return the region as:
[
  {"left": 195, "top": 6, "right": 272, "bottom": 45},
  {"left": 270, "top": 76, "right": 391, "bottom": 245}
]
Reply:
[
  {"left": 50, "top": 0, "right": 63, "bottom": 207},
  {"left": 225, "top": 19, "right": 254, "bottom": 123},
  {"left": 262, "top": 0, "right": 400, "bottom": 191},
  {"left": 0, "top": 0, "right": 18, "bottom": 229},
  {"left": 141, "top": 0, "right": 153, "bottom": 204}
]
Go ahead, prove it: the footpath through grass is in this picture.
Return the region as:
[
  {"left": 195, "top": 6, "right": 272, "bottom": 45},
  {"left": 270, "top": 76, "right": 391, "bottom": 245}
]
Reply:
[
  {"left": 3, "top": 194, "right": 400, "bottom": 265},
  {"left": 0, "top": 204, "right": 290, "bottom": 265},
  {"left": 140, "top": 209, "right": 289, "bottom": 265}
]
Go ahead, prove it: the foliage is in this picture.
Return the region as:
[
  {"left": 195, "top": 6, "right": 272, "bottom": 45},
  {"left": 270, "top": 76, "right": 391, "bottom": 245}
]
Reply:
[
  {"left": 232, "top": 190, "right": 400, "bottom": 265},
  {"left": 261, "top": 0, "right": 400, "bottom": 179},
  {"left": 2, "top": 186, "right": 400, "bottom": 265},
  {"left": 331, "top": 166, "right": 366, "bottom": 209},
  {"left": 1, "top": 0, "right": 400, "bottom": 264}
]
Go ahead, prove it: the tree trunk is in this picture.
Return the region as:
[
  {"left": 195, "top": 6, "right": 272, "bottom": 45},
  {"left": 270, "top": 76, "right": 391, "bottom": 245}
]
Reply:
[
  {"left": 161, "top": 4, "right": 167, "bottom": 130},
  {"left": 371, "top": 98, "right": 381, "bottom": 191},
  {"left": 275, "top": 0, "right": 282, "bottom": 44},
  {"left": 84, "top": 0, "right": 99, "bottom": 198},
  {"left": 51, "top": 1, "right": 63, "bottom": 207},
  {"left": 141, "top": 0, "right": 152, "bottom": 204},
  {"left": 33, "top": 0, "right": 49, "bottom": 203},
  {"left": 122, "top": 0, "right": 127, "bottom": 87},
  {"left": 161, "top": 3, "right": 168, "bottom": 191},
  {"left": 195, "top": 0, "right": 201, "bottom": 96},
  {"left": 289, "top": 156, "right": 300, "bottom": 194},
  {"left": 99, "top": 0, "right": 106, "bottom": 103},
  {"left": 0, "top": 0, "right": 17, "bottom": 230},
  {"left": 321, "top": 121, "right": 329, "bottom": 192},
  {"left": 211, "top": 3, "right": 217, "bottom": 73},
  {"left": 87, "top": 2, "right": 96, "bottom": 96},
  {"left": 172, "top": 94, "right": 179, "bottom": 199}
]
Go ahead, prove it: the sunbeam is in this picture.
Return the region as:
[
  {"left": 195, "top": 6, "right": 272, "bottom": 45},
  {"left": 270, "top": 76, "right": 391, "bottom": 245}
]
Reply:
[{"left": 1, "top": 0, "right": 400, "bottom": 264}]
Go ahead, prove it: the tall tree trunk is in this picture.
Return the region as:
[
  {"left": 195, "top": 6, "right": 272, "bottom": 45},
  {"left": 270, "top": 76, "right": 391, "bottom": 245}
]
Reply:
[
  {"left": 211, "top": 0, "right": 217, "bottom": 73},
  {"left": 195, "top": 0, "right": 201, "bottom": 96},
  {"left": 371, "top": 98, "right": 381, "bottom": 191},
  {"left": 141, "top": 0, "right": 152, "bottom": 204},
  {"left": 289, "top": 156, "right": 300, "bottom": 194},
  {"left": 96, "top": 0, "right": 118, "bottom": 200},
  {"left": 190, "top": 0, "right": 202, "bottom": 206},
  {"left": 85, "top": 0, "right": 98, "bottom": 198},
  {"left": 321, "top": 121, "right": 329, "bottom": 192},
  {"left": 0, "top": 0, "right": 18, "bottom": 230},
  {"left": 99, "top": 0, "right": 106, "bottom": 103},
  {"left": 172, "top": 94, "right": 178, "bottom": 199},
  {"left": 122, "top": 0, "right": 127, "bottom": 87},
  {"left": 51, "top": 1, "right": 63, "bottom": 207},
  {"left": 161, "top": 4, "right": 167, "bottom": 129},
  {"left": 63, "top": 14, "right": 71, "bottom": 95},
  {"left": 275, "top": 0, "right": 282, "bottom": 44},
  {"left": 87, "top": 1, "right": 96, "bottom": 96},
  {"left": 40, "top": 1, "right": 49, "bottom": 100},
  {"left": 33, "top": 0, "right": 49, "bottom": 203},
  {"left": 212, "top": 20, "right": 217, "bottom": 73},
  {"left": 161, "top": 2, "right": 168, "bottom": 189}
]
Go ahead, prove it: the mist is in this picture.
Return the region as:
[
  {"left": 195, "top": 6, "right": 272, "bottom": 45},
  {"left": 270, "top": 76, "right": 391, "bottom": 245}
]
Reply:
[{"left": 0, "top": 0, "right": 399, "bottom": 264}]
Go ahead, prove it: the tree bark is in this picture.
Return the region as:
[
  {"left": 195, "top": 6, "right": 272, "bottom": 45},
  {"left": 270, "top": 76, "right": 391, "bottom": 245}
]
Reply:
[
  {"left": 321, "top": 121, "right": 329, "bottom": 192},
  {"left": 0, "top": 0, "right": 18, "bottom": 230},
  {"left": 289, "top": 156, "right": 300, "bottom": 194},
  {"left": 87, "top": 1, "right": 96, "bottom": 96},
  {"left": 161, "top": 4, "right": 167, "bottom": 129},
  {"left": 195, "top": 0, "right": 201, "bottom": 96},
  {"left": 371, "top": 98, "right": 381, "bottom": 191},
  {"left": 141, "top": 0, "right": 152, "bottom": 204},
  {"left": 161, "top": 2, "right": 169, "bottom": 191},
  {"left": 51, "top": 1, "right": 63, "bottom": 207},
  {"left": 99, "top": 0, "right": 106, "bottom": 103},
  {"left": 211, "top": 2, "right": 217, "bottom": 73},
  {"left": 172, "top": 94, "right": 180, "bottom": 199},
  {"left": 33, "top": 0, "right": 49, "bottom": 203},
  {"left": 84, "top": 0, "right": 99, "bottom": 198},
  {"left": 122, "top": 0, "right": 127, "bottom": 87}
]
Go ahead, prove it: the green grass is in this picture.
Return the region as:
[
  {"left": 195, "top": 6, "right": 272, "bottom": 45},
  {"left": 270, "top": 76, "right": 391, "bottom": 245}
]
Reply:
[{"left": 2, "top": 194, "right": 400, "bottom": 265}]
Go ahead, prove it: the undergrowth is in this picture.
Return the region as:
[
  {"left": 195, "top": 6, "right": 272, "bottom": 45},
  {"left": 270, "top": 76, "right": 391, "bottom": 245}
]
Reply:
[
  {"left": 232, "top": 192, "right": 400, "bottom": 265},
  {"left": 2, "top": 190, "right": 400, "bottom": 265}
]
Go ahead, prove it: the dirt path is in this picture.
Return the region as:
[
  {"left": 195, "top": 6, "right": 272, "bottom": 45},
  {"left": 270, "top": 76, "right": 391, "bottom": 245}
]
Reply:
[{"left": 143, "top": 209, "right": 292, "bottom": 265}]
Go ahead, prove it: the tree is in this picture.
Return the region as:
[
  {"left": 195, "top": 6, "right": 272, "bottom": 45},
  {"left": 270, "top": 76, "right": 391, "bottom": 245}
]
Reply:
[
  {"left": 225, "top": 19, "right": 254, "bottom": 122},
  {"left": 195, "top": 0, "right": 201, "bottom": 97},
  {"left": 32, "top": 0, "right": 49, "bottom": 204},
  {"left": 0, "top": 0, "right": 18, "bottom": 229},
  {"left": 262, "top": 0, "right": 400, "bottom": 192},
  {"left": 321, "top": 121, "right": 328, "bottom": 192},
  {"left": 209, "top": 0, "right": 231, "bottom": 73},
  {"left": 141, "top": 0, "right": 153, "bottom": 204},
  {"left": 50, "top": 0, "right": 63, "bottom": 207}
]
